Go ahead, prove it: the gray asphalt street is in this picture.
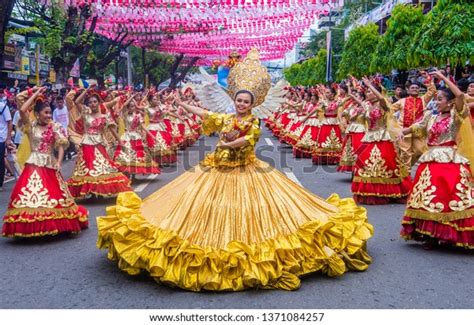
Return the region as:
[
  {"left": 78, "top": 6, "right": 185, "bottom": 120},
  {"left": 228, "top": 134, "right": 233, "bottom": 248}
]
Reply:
[{"left": 0, "top": 129, "right": 473, "bottom": 309}]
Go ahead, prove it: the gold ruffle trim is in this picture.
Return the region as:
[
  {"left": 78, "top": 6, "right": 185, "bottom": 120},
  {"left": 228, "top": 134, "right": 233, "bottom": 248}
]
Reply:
[
  {"left": 352, "top": 176, "right": 404, "bottom": 184},
  {"left": 362, "top": 129, "right": 392, "bottom": 143},
  {"left": 2, "top": 230, "right": 81, "bottom": 238},
  {"left": 418, "top": 147, "right": 470, "bottom": 164},
  {"left": 67, "top": 173, "right": 130, "bottom": 185},
  {"left": 353, "top": 191, "right": 408, "bottom": 198},
  {"left": 4, "top": 210, "right": 88, "bottom": 223},
  {"left": 345, "top": 124, "right": 366, "bottom": 133},
  {"left": 97, "top": 192, "right": 373, "bottom": 292},
  {"left": 404, "top": 208, "right": 474, "bottom": 223},
  {"left": 116, "top": 161, "right": 160, "bottom": 168},
  {"left": 401, "top": 228, "right": 474, "bottom": 249}
]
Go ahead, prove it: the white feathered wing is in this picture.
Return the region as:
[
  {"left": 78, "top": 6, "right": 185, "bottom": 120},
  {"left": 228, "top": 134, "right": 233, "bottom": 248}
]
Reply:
[{"left": 251, "top": 79, "right": 289, "bottom": 119}]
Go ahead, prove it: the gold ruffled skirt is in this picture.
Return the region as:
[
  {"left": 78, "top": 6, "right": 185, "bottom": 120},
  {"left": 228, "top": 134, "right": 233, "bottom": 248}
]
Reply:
[{"left": 97, "top": 159, "right": 373, "bottom": 291}]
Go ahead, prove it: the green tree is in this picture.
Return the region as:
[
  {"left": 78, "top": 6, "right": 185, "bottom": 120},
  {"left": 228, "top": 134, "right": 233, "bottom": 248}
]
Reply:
[
  {"left": 337, "top": 23, "right": 380, "bottom": 79},
  {"left": 83, "top": 34, "right": 131, "bottom": 87},
  {"left": 0, "top": 0, "right": 16, "bottom": 68},
  {"left": 283, "top": 63, "right": 302, "bottom": 86},
  {"left": 130, "top": 47, "right": 176, "bottom": 87},
  {"left": 14, "top": 1, "right": 97, "bottom": 84},
  {"left": 410, "top": 0, "right": 474, "bottom": 68},
  {"left": 284, "top": 49, "right": 327, "bottom": 86},
  {"left": 370, "top": 4, "right": 425, "bottom": 74}
]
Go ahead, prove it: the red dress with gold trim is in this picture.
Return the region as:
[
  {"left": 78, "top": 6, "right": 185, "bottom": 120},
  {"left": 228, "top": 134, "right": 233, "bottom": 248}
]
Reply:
[
  {"left": 282, "top": 102, "right": 312, "bottom": 146},
  {"left": 312, "top": 100, "right": 343, "bottom": 165},
  {"left": 114, "top": 111, "right": 161, "bottom": 175},
  {"left": 337, "top": 103, "right": 366, "bottom": 172},
  {"left": 351, "top": 102, "right": 412, "bottom": 205},
  {"left": 401, "top": 107, "right": 474, "bottom": 248},
  {"left": 292, "top": 108, "right": 321, "bottom": 158},
  {"left": 179, "top": 108, "right": 200, "bottom": 146},
  {"left": 161, "top": 104, "right": 186, "bottom": 148},
  {"left": 272, "top": 104, "right": 294, "bottom": 138},
  {"left": 67, "top": 107, "right": 131, "bottom": 199},
  {"left": 145, "top": 106, "right": 177, "bottom": 164},
  {"left": 2, "top": 121, "right": 88, "bottom": 237}
]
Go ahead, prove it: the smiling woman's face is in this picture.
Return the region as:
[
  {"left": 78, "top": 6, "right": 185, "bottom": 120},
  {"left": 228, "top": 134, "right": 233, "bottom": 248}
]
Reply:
[{"left": 234, "top": 92, "right": 253, "bottom": 115}]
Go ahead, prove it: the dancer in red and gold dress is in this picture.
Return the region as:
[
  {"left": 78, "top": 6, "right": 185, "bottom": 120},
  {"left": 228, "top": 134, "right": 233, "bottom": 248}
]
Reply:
[
  {"left": 160, "top": 93, "right": 187, "bottom": 148},
  {"left": 400, "top": 71, "right": 474, "bottom": 249},
  {"left": 351, "top": 78, "right": 412, "bottom": 205},
  {"left": 114, "top": 97, "right": 161, "bottom": 175},
  {"left": 145, "top": 91, "right": 178, "bottom": 165},
  {"left": 292, "top": 95, "right": 322, "bottom": 158},
  {"left": 312, "top": 87, "right": 344, "bottom": 165},
  {"left": 281, "top": 94, "right": 311, "bottom": 145},
  {"left": 2, "top": 88, "right": 88, "bottom": 237},
  {"left": 280, "top": 93, "right": 308, "bottom": 144},
  {"left": 67, "top": 89, "right": 131, "bottom": 199},
  {"left": 338, "top": 85, "right": 367, "bottom": 173}
]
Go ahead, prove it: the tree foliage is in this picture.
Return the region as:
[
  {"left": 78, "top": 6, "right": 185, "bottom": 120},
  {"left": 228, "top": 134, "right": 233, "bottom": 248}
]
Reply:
[
  {"left": 83, "top": 34, "right": 131, "bottom": 87},
  {"left": 14, "top": 1, "right": 97, "bottom": 83},
  {"left": 130, "top": 47, "right": 176, "bottom": 87},
  {"left": 337, "top": 23, "right": 379, "bottom": 79},
  {"left": 284, "top": 49, "right": 327, "bottom": 86},
  {"left": 410, "top": 0, "right": 474, "bottom": 67},
  {"left": 370, "top": 4, "right": 425, "bottom": 74},
  {"left": 0, "top": 0, "right": 16, "bottom": 67}
]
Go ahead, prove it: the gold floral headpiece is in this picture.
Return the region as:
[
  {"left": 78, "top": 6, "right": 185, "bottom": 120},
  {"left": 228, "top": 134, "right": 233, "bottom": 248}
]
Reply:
[{"left": 227, "top": 48, "right": 271, "bottom": 107}]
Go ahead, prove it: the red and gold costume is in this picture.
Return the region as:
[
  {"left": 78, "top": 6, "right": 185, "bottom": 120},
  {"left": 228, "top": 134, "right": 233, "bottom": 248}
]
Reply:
[
  {"left": 272, "top": 100, "right": 296, "bottom": 137},
  {"left": 282, "top": 101, "right": 313, "bottom": 146},
  {"left": 312, "top": 100, "right": 343, "bottom": 165},
  {"left": 401, "top": 104, "right": 474, "bottom": 248},
  {"left": 292, "top": 105, "right": 321, "bottom": 158},
  {"left": 160, "top": 103, "right": 186, "bottom": 147},
  {"left": 337, "top": 102, "right": 367, "bottom": 172},
  {"left": 392, "top": 81, "right": 436, "bottom": 167},
  {"left": 351, "top": 101, "right": 412, "bottom": 205},
  {"left": 2, "top": 121, "right": 88, "bottom": 237},
  {"left": 177, "top": 107, "right": 200, "bottom": 147},
  {"left": 145, "top": 105, "right": 177, "bottom": 164},
  {"left": 67, "top": 107, "right": 131, "bottom": 199},
  {"left": 114, "top": 111, "right": 160, "bottom": 175}
]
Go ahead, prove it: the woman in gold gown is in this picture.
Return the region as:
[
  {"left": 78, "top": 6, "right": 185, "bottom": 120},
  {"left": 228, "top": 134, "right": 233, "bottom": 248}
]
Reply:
[{"left": 97, "top": 50, "right": 373, "bottom": 291}]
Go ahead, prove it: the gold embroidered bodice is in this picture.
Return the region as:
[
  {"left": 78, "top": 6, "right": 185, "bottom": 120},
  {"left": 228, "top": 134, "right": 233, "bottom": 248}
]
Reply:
[
  {"left": 201, "top": 112, "right": 260, "bottom": 167},
  {"left": 343, "top": 103, "right": 367, "bottom": 133},
  {"left": 81, "top": 107, "right": 114, "bottom": 145},
  {"left": 121, "top": 111, "right": 144, "bottom": 141},
  {"left": 361, "top": 102, "right": 391, "bottom": 142},
  {"left": 24, "top": 121, "right": 68, "bottom": 169},
  {"left": 412, "top": 105, "right": 470, "bottom": 164}
]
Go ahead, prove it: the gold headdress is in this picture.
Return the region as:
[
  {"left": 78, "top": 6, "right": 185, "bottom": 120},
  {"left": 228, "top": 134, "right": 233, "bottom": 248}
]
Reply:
[{"left": 227, "top": 48, "right": 271, "bottom": 107}]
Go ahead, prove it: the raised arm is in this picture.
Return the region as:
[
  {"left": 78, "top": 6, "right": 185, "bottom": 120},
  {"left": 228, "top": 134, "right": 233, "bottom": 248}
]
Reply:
[
  {"left": 431, "top": 70, "right": 465, "bottom": 111},
  {"left": 421, "top": 71, "right": 436, "bottom": 106},
  {"left": 19, "top": 88, "right": 45, "bottom": 126},
  {"left": 74, "top": 88, "right": 88, "bottom": 113},
  {"left": 174, "top": 93, "right": 208, "bottom": 118},
  {"left": 362, "top": 77, "right": 389, "bottom": 111},
  {"left": 103, "top": 95, "right": 121, "bottom": 110},
  {"left": 119, "top": 93, "right": 137, "bottom": 112},
  {"left": 65, "top": 89, "right": 77, "bottom": 111}
]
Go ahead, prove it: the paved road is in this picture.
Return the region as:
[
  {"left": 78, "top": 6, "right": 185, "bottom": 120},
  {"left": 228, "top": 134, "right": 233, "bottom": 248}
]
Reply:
[{"left": 0, "top": 129, "right": 473, "bottom": 309}]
